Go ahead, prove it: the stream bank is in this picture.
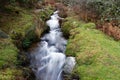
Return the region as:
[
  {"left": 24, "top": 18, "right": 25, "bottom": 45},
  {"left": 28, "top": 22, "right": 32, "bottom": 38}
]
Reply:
[{"left": 61, "top": 16, "right": 120, "bottom": 80}]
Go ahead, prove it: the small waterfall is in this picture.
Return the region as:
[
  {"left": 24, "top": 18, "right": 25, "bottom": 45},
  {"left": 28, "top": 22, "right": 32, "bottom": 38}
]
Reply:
[{"left": 30, "top": 11, "right": 67, "bottom": 80}]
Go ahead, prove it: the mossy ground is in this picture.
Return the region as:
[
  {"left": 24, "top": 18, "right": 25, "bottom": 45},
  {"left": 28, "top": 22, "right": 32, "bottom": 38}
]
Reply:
[{"left": 62, "top": 17, "right": 120, "bottom": 80}]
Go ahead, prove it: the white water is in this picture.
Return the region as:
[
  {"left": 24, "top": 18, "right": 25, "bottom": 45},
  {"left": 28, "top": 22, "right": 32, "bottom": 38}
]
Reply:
[{"left": 30, "top": 11, "right": 67, "bottom": 80}]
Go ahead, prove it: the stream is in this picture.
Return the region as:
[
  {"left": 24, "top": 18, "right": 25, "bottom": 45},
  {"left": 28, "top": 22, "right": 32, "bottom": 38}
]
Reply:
[{"left": 30, "top": 11, "right": 67, "bottom": 80}]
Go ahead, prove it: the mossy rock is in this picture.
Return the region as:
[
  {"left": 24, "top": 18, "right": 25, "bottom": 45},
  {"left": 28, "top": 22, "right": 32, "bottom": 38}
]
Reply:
[{"left": 0, "top": 30, "right": 9, "bottom": 38}]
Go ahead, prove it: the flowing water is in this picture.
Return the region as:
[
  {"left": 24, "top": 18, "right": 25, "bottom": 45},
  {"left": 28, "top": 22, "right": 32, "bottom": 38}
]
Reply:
[{"left": 30, "top": 11, "right": 67, "bottom": 80}]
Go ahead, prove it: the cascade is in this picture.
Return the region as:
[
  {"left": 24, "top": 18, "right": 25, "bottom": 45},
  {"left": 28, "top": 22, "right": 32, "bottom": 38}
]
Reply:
[{"left": 30, "top": 11, "right": 67, "bottom": 80}]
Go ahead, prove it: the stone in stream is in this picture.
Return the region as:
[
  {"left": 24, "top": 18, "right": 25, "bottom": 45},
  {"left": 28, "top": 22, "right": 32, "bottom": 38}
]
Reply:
[{"left": 63, "top": 57, "right": 76, "bottom": 74}]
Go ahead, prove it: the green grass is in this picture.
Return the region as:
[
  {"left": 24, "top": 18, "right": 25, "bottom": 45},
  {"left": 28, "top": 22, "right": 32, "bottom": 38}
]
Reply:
[
  {"left": 62, "top": 17, "right": 120, "bottom": 80},
  {"left": 0, "top": 5, "right": 33, "bottom": 34},
  {"left": 0, "top": 5, "right": 40, "bottom": 48},
  {"left": 0, "top": 68, "right": 23, "bottom": 80},
  {"left": 0, "top": 39, "right": 18, "bottom": 68},
  {"left": 9, "top": 10, "right": 34, "bottom": 39},
  {"left": 0, "top": 5, "right": 34, "bottom": 79},
  {"left": 0, "top": 39, "right": 24, "bottom": 80}
]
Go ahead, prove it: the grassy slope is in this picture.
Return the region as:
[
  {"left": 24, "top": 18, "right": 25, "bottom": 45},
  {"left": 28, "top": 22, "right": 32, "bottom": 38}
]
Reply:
[
  {"left": 62, "top": 17, "right": 120, "bottom": 80},
  {"left": 0, "top": 5, "right": 34, "bottom": 79},
  {"left": 0, "top": 5, "right": 33, "bottom": 34}
]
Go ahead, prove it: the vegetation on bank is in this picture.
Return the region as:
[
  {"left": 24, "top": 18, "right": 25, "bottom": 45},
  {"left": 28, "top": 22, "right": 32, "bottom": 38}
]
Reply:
[
  {"left": 0, "top": 39, "right": 18, "bottom": 68},
  {"left": 0, "top": 6, "right": 33, "bottom": 79},
  {"left": 60, "top": 0, "right": 120, "bottom": 79},
  {"left": 0, "top": 4, "right": 35, "bottom": 47},
  {"left": 62, "top": 17, "right": 120, "bottom": 80},
  {"left": 0, "top": 38, "right": 24, "bottom": 80}
]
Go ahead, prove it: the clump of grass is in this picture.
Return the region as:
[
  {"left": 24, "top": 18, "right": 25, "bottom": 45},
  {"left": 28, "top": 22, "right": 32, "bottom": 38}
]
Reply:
[
  {"left": 39, "top": 5, "right": 54, "bottom": 21},
  {"left": 61, "top": 17, "right": 82, "bottom": 38},
  {"left": 0, "top": 39, "right": 18, "bottom": 68},
  {"left": 0, "top": 68, "right": 23, "bottom": 80}
]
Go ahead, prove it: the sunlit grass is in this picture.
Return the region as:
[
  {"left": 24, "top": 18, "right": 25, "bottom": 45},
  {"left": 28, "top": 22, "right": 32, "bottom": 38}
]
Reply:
[{"left": 63, "top": 18, "right": 120, "bottom": 80}]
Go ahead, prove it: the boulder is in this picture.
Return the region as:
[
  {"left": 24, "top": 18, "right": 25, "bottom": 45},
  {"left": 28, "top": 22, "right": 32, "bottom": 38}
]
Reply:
[
  {"left": 63, "top": 57, "right": 76, "bottom": 74},
  {"left": 0, "top": 29, "right": 8, "bottom": 38}
]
